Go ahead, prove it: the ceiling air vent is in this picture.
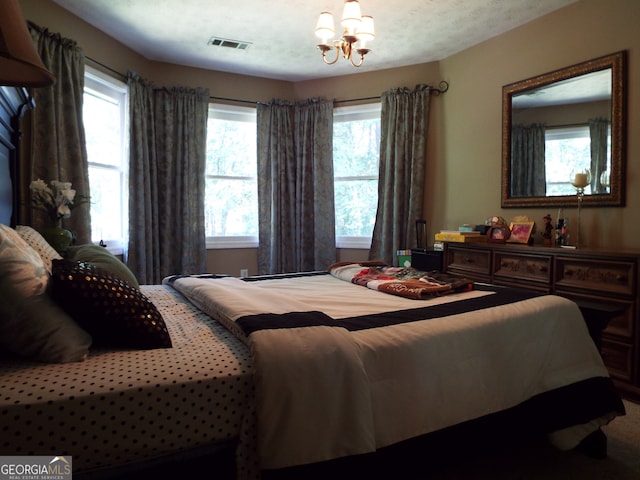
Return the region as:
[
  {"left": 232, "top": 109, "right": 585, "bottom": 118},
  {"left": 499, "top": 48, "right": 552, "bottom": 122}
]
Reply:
[{"left": 207, "top": 37, "right": 251, "bottom": 50}]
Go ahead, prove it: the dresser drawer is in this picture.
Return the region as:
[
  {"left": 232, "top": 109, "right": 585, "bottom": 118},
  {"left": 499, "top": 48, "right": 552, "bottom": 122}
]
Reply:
[
  {"left": 445, "top": 246, "right": 491, "bottom": 278},
  {"left": 493, "top": 252, "right": 552, "bottom": 285},
  {"left": 555, "top": 256, "right": 636, "bottom": 297},
  {"left": 558, "top": 291, "right": 634, "bottom": 340},
  {"left": 601, "top": 338, "right": 634, "bottom": 382}
]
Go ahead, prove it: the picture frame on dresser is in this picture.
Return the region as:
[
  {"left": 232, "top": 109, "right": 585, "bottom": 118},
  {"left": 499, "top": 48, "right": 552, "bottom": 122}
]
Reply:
[
  {"left": 507, "top": 221, "right": 534, "bottom": 244},
  {"left": 487, "top": 225, "right": 510, "bottom": 243}
]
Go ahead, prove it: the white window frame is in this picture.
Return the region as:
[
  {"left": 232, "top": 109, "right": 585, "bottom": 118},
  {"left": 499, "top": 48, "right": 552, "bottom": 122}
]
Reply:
[
  {"left": 84, "top": 66, "right": 129, "bottom": 255},
  {"left": 333, "top": 103, "right": 381, "bottom": 249},
  {"left": 205, "top": 103, "right": 258, "bottom": 249},
  {"left": 545, "top": 124, "right": 590, "bottom": 142}
]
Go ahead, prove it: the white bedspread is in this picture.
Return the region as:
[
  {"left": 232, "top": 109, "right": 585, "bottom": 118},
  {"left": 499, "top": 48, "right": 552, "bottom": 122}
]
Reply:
[{"left": 167, "top": 274, "right": 614, "bottom": 471}]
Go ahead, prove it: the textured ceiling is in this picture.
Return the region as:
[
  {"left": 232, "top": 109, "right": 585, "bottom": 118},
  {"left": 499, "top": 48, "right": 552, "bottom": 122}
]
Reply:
[{"left": 51, "top": 0, "right": 578, "bottom": 82}]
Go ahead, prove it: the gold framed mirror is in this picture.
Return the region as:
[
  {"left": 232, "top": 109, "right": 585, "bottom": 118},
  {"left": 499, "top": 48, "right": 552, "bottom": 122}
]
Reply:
[{"left": 501, "top": 51, "right": 626, "bottom": 207}]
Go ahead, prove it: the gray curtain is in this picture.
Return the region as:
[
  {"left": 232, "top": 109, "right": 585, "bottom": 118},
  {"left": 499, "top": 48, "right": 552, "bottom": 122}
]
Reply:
[
  {"left": 589, "top": 117, "right": 609, "bottom": 193},
  {"left": 510, "top": 123, "right": 546, "bottom": 197},
  {"left": 27, "top": 23, "right": 91, "bottom": 243},
  {"left": 127, "top": 73, "right": 209, "bottom": 284},
  {"left": 369, "top": 85, "right": 431, "bottom": 266},
  {"left": 257, "top": 98, "right": 335, "bottom": 274}
]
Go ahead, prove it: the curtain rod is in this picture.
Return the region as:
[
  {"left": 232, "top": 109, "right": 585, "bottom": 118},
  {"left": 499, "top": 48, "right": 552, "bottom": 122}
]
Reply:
[
  {"left": 86, "top": 55, "right": 127, "bottom": 80},
  {"left": 85, "top": 56, "right": 449, "bottom": 105},
  {"left": 335, "top": 81, "right": 450, "bottom": 104},
  {"left": 546, "top": 120, "right": 609, "bottom": 129}
]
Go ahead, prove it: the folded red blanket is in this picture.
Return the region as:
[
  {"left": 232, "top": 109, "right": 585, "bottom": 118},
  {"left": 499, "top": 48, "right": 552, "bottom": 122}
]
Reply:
[{"left": 328, "top": 262, "right": 473, "bottom": 300}]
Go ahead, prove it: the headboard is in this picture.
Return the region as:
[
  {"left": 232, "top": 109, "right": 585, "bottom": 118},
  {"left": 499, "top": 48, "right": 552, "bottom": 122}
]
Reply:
[{"left": 0, "top": 86, "right": 33, "bottom": 227}]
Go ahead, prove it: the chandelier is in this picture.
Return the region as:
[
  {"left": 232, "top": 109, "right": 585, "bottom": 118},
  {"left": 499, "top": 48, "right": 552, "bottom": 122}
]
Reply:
[{"left": 315, "top": 0, "right": 375, "bottom": 67}]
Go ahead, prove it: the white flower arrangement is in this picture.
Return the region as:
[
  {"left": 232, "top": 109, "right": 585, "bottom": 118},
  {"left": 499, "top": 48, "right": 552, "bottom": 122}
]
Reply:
[{"left": 29, "top": 178, "right": 87, "bottom": 223}]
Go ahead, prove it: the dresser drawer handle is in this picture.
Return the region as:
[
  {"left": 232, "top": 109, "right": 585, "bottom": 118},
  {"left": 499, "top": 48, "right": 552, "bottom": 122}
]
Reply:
[
  {"left": 464, "top": 257, "right": 474, "bottom": 264},
  {"left": 539, "top": 266, "right": 548, "bottom": 272},
  {"left": 616, "top": 274, "right": 627, "bottom": 283}
]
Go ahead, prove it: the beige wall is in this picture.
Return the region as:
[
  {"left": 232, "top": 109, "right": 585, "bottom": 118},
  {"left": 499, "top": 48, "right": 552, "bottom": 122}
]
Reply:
[
  {"left": 19, "top": 0, "right": 640, "bottom": 275},
  {"left": 436, "top": 0, "right": 639, "bottom": 249}
]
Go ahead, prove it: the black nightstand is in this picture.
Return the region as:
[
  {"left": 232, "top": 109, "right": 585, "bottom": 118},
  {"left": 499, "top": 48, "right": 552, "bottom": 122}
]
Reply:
[{"left": 410, "top": 249, "right": 443, "bottom": 272}]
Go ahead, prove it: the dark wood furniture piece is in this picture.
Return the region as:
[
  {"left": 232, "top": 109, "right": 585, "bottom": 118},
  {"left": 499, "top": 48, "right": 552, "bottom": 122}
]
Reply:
[
  {"left": 442, "top": 241, "right": 639, "bottom": 402},
  {"left": 410, "top": 248, "right": 443, "bottom": 271},
  {"left": 0, "top": 86, "right": 33, "bottom": 227}
]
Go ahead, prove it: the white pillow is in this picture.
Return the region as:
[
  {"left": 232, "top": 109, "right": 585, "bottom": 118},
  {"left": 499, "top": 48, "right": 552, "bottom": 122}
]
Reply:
[
  {"left": 16, "top": 224, "right": 63, "bottom": 275},
  {"left": 0, "top": 224, "right": 49, "bottom": 297},
  {"left": 0, "top": 224, "right": 91, "bottom": 363}
]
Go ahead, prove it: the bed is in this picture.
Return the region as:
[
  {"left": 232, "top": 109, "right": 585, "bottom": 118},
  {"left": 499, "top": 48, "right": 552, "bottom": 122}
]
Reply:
[{"left": 0, "top": 85, "right": 626, "bottom": 480}]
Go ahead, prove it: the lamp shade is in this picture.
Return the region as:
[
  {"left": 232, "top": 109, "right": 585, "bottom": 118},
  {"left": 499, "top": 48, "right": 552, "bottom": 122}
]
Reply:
[
  {"left": 356, "top": 15, "right": 375, "bottom": 44},
  {"left": 315, "top": 12, "right": 335, "bottom": 44},
  {"left": 0, "top": 0, "right": 55, "bottom": 87},
  {"left": 341, "top": 0, "right": 362, "bottom": 35}
]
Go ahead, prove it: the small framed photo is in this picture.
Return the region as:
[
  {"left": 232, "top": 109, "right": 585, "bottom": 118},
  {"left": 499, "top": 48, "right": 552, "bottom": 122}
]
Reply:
[
  {"left": 507, "top": 221, "right": 535, "bottom": 244},
  {"left": 487, "top": 225, "right": 510, "bottom": 243}
]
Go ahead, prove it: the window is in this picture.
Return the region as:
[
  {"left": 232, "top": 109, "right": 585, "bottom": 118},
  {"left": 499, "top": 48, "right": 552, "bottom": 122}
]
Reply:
[
  {"left": 545, "top": 125, "right": 610, "bottom": 196},
  {"left": 83, "top": 66, "right": 128, "bottom": 253},
  {"left": 205, "top": 104, "right": 258, "bottom": 248},
  {"left": 333, "top": 103, "right": 381, "bottom": 249}
]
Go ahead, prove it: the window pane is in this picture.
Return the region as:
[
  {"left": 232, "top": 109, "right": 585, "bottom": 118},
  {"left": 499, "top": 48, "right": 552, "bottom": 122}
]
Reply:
[
  {"left": 333, "top": 119, "right": 380, "bottom": 177},
  {"left": 84, "top": 90, "right": 122, "bottom": 168},
  {"left": 205, "top": 177, "right": 258, "bottom": 236},
  {"left": 83, "top": 67, "right": 127, "bottom": 249},
  {"left": 205, "top": 105, "right": 258, "bottom": 241},
  {"left": 88, "top": 167, "right": 123, "bottom": 241},
  {"left": 206, "top": 118, "right": 256, "bottom": 177},
  {"left": 334, "top": 179, "right": 378, "bottom": 236},
  {"left": 333, "top": 105, "right": 380, "bottom": 240},
  {"left": 545, "top": 126, "right": 591, "bottom": 196}
]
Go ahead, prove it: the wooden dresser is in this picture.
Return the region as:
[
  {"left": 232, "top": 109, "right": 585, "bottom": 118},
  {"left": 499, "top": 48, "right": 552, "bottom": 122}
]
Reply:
[{"left": 442, "top": 241, "right": 640, "bottom": 401}]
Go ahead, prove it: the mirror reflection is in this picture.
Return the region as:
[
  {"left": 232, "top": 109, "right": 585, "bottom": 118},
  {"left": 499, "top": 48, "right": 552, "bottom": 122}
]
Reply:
[{"left": 502, "top": 51, "right": 626, "bottom": 208}]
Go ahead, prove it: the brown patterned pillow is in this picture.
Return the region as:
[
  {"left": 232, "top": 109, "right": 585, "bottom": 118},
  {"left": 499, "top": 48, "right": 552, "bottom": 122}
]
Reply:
[
  {"left": 49, "top": 259, "right": 172, "bottom": 350},
  {"left": 15, "top": 225, "right": 63, "bottom": 274},
  {"left": 0, "top": 224, "right": 49, "bottom": 296}
]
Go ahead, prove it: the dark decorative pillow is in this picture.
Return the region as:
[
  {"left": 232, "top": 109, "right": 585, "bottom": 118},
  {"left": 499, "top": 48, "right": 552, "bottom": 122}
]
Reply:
[{"left": 49, "top": 259, "right": 172, "bottom": 349}]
